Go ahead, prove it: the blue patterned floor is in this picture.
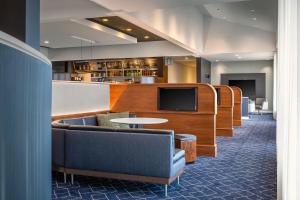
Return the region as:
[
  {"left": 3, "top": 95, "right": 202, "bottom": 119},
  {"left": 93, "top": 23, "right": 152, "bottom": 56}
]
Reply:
[{"left": 52, "top": 114, "right": 277, "bottom": 200}]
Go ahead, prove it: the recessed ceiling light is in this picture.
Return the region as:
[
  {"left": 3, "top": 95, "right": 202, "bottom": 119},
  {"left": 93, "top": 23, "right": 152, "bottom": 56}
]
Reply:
[
  {"left": 102, "top": 18, "right": 109, "bottom": 22},
  {"left": 250, "top": 9, "right": 255, "bottom": 12},
  {"left": 216, "top": 60, "right": 219, "bottom": 62},
  {"left": 185, "top": 57, "right": 189, "bottom": 60},
  {"left": 235, "top": 54, "right": 239, "bottom": 57},
  {"left": 144, "top": 35, "right": 150, "bottom": 39},
  {"left": 126, "top": 28, "right": 132, "bottom": 32},
  {"left": 238, "top": 57, "right": 242, "bottom": 59},
  {"left": 44, "top": 40, "right": 49, "bottom": 44},
  {"left": 252, "top": 17, "right": 257, "bottom": 20}
]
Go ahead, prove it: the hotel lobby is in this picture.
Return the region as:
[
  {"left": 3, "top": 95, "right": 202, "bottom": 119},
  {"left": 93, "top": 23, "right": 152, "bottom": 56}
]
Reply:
[{"left": 0, "top": 0, "right": 299, "bottom": 200}]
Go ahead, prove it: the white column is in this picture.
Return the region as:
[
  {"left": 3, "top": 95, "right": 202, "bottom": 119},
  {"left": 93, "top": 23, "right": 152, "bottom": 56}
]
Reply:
[
  {"left": 297, "top": 2, "right": 300, "bottom": 200},
  {"left": 273, "top": 53, "right": 277, "bottom": 119},
  {"left": 277, "top": 0, "right": 299, "bottom": 200}
]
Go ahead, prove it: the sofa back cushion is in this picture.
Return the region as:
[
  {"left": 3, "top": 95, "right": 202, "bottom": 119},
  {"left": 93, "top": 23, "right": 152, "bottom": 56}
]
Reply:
[
  {"left": 64, "top": 129, "right": 173, "bottom": 178},
  {"left": 96, "top": 112, "right": 130, "bottom": 128},
  {"left": 62, "top": 118, "right": 84, "bottom": 125},
  {"left": 82, "top": 116, "right": 98, "bottom": 126}
]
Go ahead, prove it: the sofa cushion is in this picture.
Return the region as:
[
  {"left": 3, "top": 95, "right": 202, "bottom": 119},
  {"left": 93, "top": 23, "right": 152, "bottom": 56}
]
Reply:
[
  {"left": 62, "top": 118, "right": 84, "bottom": 125},
  {"left": 96, "top": 112, "right": 130, "bottom": 128},
  {"left": 83, "top": 116, "right": 98, "bottom": 126}
]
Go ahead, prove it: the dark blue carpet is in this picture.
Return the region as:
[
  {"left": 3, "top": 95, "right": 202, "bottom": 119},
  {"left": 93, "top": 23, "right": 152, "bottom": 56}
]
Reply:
[{"left": 52, "top": 114, "right": 277, "bottom": 200}]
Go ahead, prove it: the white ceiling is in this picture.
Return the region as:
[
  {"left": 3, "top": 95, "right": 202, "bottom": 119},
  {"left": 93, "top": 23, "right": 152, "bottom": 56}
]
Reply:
[
  {"left": 41, "top": 20, "right": 137, "bottom": 48},
  {"left": 40, "top": 0, "right": 109, "bottom": 22},
  {"left": 205, "top": 0, "right": 277, "bottom": 32},
  {"left": 90, "top": 0, "right": 249, "bottom": 12},
  {"left": 90, "top": 0, "right": 277, "bottom": 32},
  {"left": 40, "top": 0, "right": 277, "bottom": 61}
]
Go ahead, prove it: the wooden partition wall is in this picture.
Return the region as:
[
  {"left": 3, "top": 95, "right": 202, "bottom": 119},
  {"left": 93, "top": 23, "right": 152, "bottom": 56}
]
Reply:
[
  {"left": 214, "top": 85, "right": 234, "bottom": 137},
  {"left": 231, "top": 86, "right": 242, "bottom": 126},
  {"left": 110, "top": 83, "right": 217, "bottom": 157}
]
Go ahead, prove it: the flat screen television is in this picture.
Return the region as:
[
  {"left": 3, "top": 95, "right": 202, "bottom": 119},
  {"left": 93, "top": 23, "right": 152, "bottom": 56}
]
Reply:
[
  {"left": 158, "top": 87, "right": 197, "bottom": 111},
  {"left": 228, "top": 80, "right": 256, "bottom": 97}
]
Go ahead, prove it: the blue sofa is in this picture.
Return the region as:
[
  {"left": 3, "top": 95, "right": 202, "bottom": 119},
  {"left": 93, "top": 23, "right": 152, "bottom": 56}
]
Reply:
[{"left": 52, "top": 115, "right": 185, "bottom": 196}]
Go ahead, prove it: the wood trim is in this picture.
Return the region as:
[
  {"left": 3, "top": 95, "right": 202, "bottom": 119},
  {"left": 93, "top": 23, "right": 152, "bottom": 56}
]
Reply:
[
  {"left": 231, "top": 86, "right": 243, "bottom": 126},
  {"left": 214, "top": 85, "right": 234, "bottom": 137},
  {"left": 215, "top": 128, "right": 234, "bottom": 137},
  {"left": 197, "top": 144, "right": 217, "bottom": 157},
  {"left": 65, "top": 168, "right": 184, "bottom": 185},
  {"left": 52, "top": 110, "right": 110, "bottom": 121}
]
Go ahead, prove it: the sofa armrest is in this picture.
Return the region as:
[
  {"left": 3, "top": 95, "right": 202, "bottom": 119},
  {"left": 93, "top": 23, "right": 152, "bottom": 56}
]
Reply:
[{"left": 173, "top": 149, "right": 185, "bottom": 163}]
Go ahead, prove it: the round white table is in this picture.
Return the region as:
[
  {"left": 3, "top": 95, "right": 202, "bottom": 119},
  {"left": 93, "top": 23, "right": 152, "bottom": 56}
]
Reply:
[{"left": 110, "top": 117, "right": 168, "bottom": 128}]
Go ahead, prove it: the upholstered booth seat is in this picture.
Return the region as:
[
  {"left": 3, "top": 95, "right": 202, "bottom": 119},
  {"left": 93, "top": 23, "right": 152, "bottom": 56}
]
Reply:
[{"left": 52, "top": 115, "right": 185, "bottom": 196}]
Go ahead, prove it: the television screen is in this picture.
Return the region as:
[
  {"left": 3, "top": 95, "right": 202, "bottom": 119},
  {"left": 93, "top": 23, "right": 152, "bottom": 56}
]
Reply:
[
  {"left": 158, "top": 88, "right": 197, "bottom": 111},
  {"left": 229, "top": 80, "right": 256, "bottom": 97}
]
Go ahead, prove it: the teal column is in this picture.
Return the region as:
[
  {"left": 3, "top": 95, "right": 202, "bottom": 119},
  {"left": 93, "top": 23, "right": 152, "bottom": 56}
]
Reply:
[
  {"left": 0, "top": 34, "right": 52, "bottom": 199},
  {"left": 0, "top": 0, "right": 50, "bottom": 198}
]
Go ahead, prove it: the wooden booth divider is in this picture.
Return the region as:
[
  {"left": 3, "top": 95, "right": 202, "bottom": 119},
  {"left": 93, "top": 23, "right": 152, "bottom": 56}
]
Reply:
[
  {"left": 214, "top": 85, "right": 234, "bottom": 137},
  {"left": 110, "top": 83, "right": 218, "bottom": 157},
  {"left": 231, "top": 86, "right": 242, "bottom": 126}
]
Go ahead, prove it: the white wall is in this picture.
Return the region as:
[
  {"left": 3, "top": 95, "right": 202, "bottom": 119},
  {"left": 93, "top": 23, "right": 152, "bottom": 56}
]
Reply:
[
  {"left": 211, "top": 60, "right": 274, "bottom": 111},
  {"left": 52, "top": 81, "right": 110, "bottom": 116},
  {"left": 204, "top": 17, "right": 276, "bottom": 55},
  {"left": 48, "top": 41, "right": 193, "bottom": 61},
  {"left": 131, "top": 6, "right": 204, "bottom": 54},
  {"left": 168, "top": 61, "right": 196, "bottom": 83}
]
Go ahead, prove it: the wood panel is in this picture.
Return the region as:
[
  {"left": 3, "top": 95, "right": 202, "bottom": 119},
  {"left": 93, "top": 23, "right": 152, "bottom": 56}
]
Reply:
[
  {"left": 231, "top": 86, "right": 242, "bottom": 126},
  {"left": 214, "top": 85, "right": 234, "bottom": 137},
  {"left": 110, "top": 83, "right": 217, "bottom": 157}
]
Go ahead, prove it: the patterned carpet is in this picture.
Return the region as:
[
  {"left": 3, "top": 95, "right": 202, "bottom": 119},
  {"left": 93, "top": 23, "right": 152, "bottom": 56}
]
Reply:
[{"left": 52, "top": 114, "right": 277, "bottom": 200}]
